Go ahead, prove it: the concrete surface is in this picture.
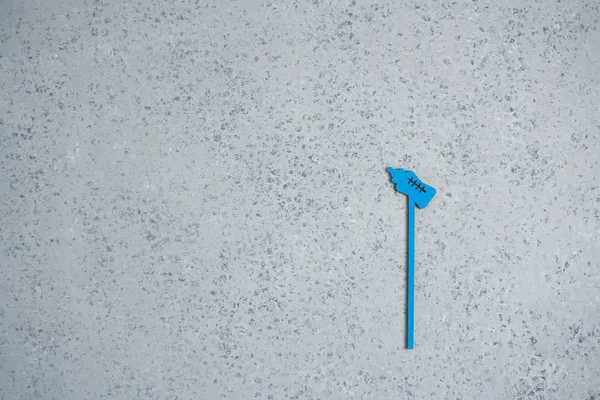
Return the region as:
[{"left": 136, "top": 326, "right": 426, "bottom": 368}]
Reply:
[{"left": 1, "top": 0, "right": 599, "bottom": 399}]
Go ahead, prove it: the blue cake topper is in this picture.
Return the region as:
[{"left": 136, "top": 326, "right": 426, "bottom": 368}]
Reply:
[
  {"left": 387, "top": 168, "right": 436, "bottom": 209},
  {"left": 387, "top": 167, "right": 436, "bottom": 349}
]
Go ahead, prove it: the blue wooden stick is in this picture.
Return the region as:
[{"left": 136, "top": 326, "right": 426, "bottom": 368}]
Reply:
[
  {"left": 407, "top": 197, "right": 415, "bottom": 349},
  {"left": 387, "top": 167, "right": 436, "bottom": 349}
]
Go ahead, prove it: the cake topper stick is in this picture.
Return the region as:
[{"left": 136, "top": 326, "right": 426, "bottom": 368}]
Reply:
[{"left": 387, "top": 167, "right": 436, "bottom": 349}]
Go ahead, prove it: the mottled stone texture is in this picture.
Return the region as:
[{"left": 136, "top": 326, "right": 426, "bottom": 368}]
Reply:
[{"left": 0, "top": 0, "right": 599, "bottom": 399}]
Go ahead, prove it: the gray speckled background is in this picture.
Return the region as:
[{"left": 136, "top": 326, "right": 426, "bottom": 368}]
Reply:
[{"left": 1, "top": 0, "right": 599, "bottom": 399}]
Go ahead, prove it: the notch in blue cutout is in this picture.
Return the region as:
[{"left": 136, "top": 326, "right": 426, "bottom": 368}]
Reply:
[{"left": 387, "top": 167, "right": 437, "bottom": 350}]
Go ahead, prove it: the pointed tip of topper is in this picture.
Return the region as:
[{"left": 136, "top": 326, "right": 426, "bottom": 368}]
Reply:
[{"left": 387, "top": 167, "right": 405, "bottom": 183}]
